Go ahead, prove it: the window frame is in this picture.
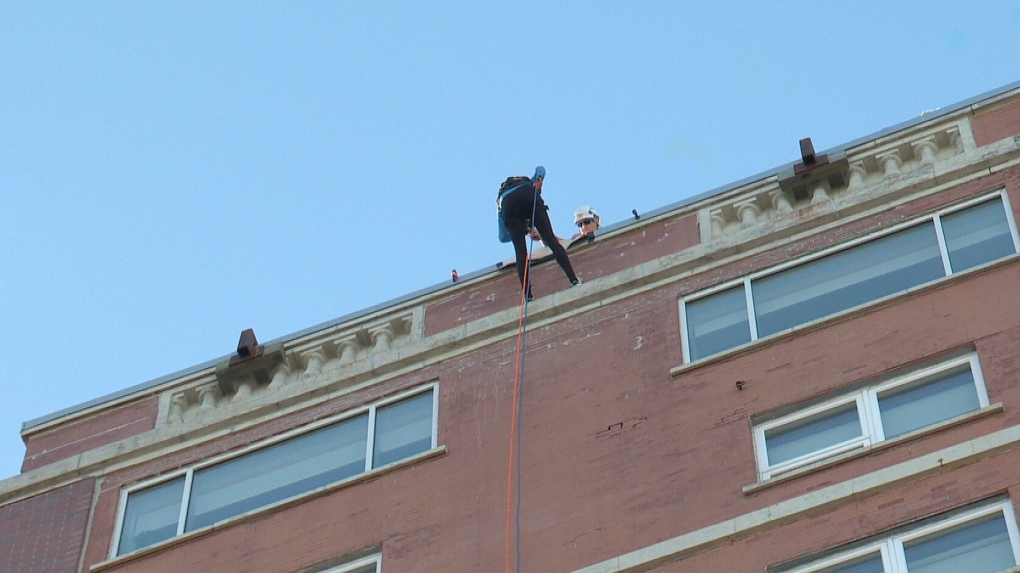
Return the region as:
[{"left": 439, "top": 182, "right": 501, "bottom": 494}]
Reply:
[
  {"left": 111, "top": 382, "right": 440, "bottom": 558},
  {"left": 784, "top": 500, "right": 1020, "bottom": 573},
  {"left": 753, "top": 354, "right": 989, "bottom": 480},
  {"left": 324, "top": 554, "right": 382, "bottom": 573},
  {"left": 680, "top": 190, "right": 1020, "bottom": 364},
  {"left": 754, "top": 394, "right": 873, "bottom": 478}
]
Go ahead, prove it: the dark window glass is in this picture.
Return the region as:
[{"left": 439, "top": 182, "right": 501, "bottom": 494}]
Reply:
[
  {"left": 765, "top": 402, "right": 862, "bottom": 467},
  {"left": 878, "top": 367, "right": 979, "bottom": 439},
  {"left": 942, "top": 198, "right": 1016, "bottom": 273},
  {"left": 753, "top": 224, "right": 943, "bottom": 337},
  {"left": 903, "top": 513, "right": 1015, "bottom": 573},
  {"left": 185, "top": 414, "right": 368, "bottom": 532},
  {"left": 118, "top": 476, "right": 185, "bottom": 555},
  {"left": 373, "top": 390, "right": 434, "bottom": 468},
  {"left": 685, "top": 286, "right": 751, "bottom": 360}
]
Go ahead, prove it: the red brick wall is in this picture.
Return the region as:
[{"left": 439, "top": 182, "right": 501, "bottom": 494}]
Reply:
[
  {"left": 84, "top": 254, "right": 1020, "bottom": 573},
  {"left": 77, "top": 167, "right": 1020, "bottom": 573},
  {"left": 972, "top": 96, "right": 1020, "bottom": 147},
  {"left": 424, "top": 213, "right": 699, "bottom": 336},
  {"left": 647, "top": 463, "right": 1020, "bottom": 572},
  {"left": 0, "top": 478, "right": 95, "bottom": 573},
  {"left": 22, "top": 397, "right": 159, "bottom": 473}
]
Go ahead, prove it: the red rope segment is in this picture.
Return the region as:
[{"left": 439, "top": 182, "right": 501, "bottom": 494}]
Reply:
[{"left": 504, "top": 252, "right": 531, "bottom": 573}]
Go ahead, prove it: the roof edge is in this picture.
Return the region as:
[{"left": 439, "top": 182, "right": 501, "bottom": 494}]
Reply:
[{"left": 23, "top": 78, "right": 1020, "bottom": 433}]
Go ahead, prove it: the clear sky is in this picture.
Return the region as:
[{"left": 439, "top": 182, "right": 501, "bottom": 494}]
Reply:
[{"left": 1, "top": 2, "right": 1018, "bottom": 479}]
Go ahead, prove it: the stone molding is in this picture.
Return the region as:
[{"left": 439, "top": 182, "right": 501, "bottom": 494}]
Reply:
[
  {"left": 699, "top": 119, "right": 972, "bottom": 242},
  {"left": 162, "top": 311, "right": 416, "bottom": 424}
]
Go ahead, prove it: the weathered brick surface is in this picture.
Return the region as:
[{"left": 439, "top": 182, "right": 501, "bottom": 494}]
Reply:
[
  {"left": 643, "top": 459, "right": 1020, "bottom": 573},
  {"left": 973, "top": 96, "right": 1020, "bottom": 147},
  {"left": 87, "top": 273, "right": 1020, "bottom": 570},
  {"left": 49, "top": 166, "right": 1020, "bottom": 572},
  {"left": 424, "top": 214, "right": 699, "bottom": 336},
  {"left": 0, "top": 478, "right": 94, "bottom": 573},
  {"left": 22, "top": 397, "right": 159, "bottom": 473}
]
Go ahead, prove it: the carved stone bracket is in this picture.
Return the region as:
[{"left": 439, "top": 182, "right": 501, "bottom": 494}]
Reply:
[
  {"left": 334, "top": 334, "right": 360, "bottom": 364},
  {"left": 876, "top": 149, "right": 903, "bottom": 178},
  {"left": 733, "top": 198, "right": 762, "bottom": 227},
  {"left": 768, "top": 190, "right": 793, "bottom": 213},
  {"left": 847, "top": 161, "right": 868, "bottom": 189},
  {"left": 911, "top": 135, "right": 940, "bottom": 164},
  {"left": 368, "top": 324, "right": 395, "bottom": 352},
  {"left": 269, "top": 361, "right": 292, "bottom": 388},
  {"left": 810, "top": 181, "right": 831, "bottom": 205},
  {"left": 300, "top": 347, "right": 328, "bottom": 379},
  {"left": 197, "top": 382, "right": 220, "bottom": 410}
]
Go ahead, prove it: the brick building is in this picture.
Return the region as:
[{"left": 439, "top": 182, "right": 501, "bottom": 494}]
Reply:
[{"left": 4, "top": 81, "right": 1020, "bottom": 573}]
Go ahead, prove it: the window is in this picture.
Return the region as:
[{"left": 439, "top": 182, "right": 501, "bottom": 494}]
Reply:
[
  {"left": 784, "top": 501, "right": 1020, "bottom": 573},
  {"left": 113, "top": 385, "right": 439, "bottom": 557},
  {"left": 753, "top": 355, "right": 988, "bottom": 480},
  {"left": 116, "top": 476, "right": 185, "bottom": 555},
  {"left": 372, "top": 390, "right": 434, "bottom": 468},
  {"left": 681, "top": 192, "right": 1019, "bottom": 362},
  {"left": 185, "top": 414, "right": 369, "bottom": 532},
  {"left": 684, "top": 285, "right": 751, "bottom": 361}
]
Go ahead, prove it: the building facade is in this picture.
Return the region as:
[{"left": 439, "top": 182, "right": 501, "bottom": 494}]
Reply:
[{"left": 4, "top": 82, "right": 1020, "bottom": 573}]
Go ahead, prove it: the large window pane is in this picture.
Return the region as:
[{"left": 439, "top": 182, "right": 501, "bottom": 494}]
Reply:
[
  {"left": 373, "top": 390, "right": 434, "bottom": 468},
  {"left": 185, "top": 414, "right": 368, "bottom": 532},
  {"left": 814, "top": 553, "right": 885, "bottom": 573},
  {"left": 942, "top": 198, "right": 1016, "bottom": 273},
  {"left": 117, "top": 476, "right": 185, "bottom": 555},
  {"left": 877, "top": 367, "right": 980, "bottom": 440},
  {"left": 903, "top": 513, "right": 1015, "bottom": 573},
  {"left": 685, "top": 286, "right": 751, "bottom": 361},
  {"left": 753, "top": 224, "right": 944, "bottom": 337},
  {"left": 765, "top": 402, "right": 863, "bottom": 467}
]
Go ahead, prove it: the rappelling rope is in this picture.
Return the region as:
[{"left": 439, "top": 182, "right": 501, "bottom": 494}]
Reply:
[{"left": 504, "top": 185, "right": 541, "bottom": 573}]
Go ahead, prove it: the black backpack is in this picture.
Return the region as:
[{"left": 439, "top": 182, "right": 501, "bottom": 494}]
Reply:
[
  {"left": 498, "top": 176, "right": 532, "bottom": 199},
  {"left": 496, "top": 176, "right": 532, "bottom": 243}
]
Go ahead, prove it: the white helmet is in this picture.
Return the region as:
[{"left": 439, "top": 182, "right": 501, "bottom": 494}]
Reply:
[{"left": 574, "top": 206, "right": 600, "bottom": 226}]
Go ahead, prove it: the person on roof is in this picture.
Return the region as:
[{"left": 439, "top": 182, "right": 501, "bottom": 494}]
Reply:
[
  {"left": 497, "top": 166, "right": 581, "bottom": 300},
  {"left": 572, "top": 205, "right": 601, "bottom": 240}
]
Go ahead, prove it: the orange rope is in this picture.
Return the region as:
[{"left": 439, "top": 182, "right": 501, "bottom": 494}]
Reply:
[{"left": 504, "top": 252, "right": 531, "bottom": 573}]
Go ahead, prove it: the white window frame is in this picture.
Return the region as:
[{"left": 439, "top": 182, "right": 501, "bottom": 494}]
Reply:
[
  {"left": 786, "top": 500, "right": 1020, "bottom": 573},
  {"left": 111, "top": 383, "right": 439, "bottom": 558},
  {"left": 325, "top": 554, "right": 381, "bottom": 573},
  {"left": 680, "top": 190, "right": 1020, "bottom": 364},
  {"left": 754, "top": 395, "right": 872, "bottom": 479},
  {"left": 753, "top": 355, "right": 988, "bottom": 480},
  {"left": 678, "top": 277, "right": 753, "bottom": 363}
]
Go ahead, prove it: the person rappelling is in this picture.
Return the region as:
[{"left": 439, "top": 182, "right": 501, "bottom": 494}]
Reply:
[{"left": 496, "top": 166, "right": 581, "bottom": 301}]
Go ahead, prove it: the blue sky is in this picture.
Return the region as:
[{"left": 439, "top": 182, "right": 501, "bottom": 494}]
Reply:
[{"left": 1, "top": 2, "right": 1018, "bottom": 479}]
